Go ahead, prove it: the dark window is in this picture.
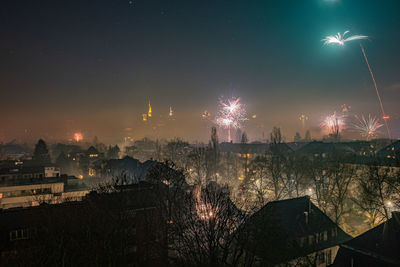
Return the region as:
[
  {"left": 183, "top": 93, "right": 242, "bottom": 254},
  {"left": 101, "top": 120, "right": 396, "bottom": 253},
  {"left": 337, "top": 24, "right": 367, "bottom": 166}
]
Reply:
[
  {"left": 318, "top": 252, "right": 325, "bottom": 264},
  {"left": 319, "top": 232, "right": 323, "bottom": 242},
  {"left": 327, "top": 249, "right": 332, "bottom": 264},
  {"left": 9, "top": 228, "right": 31, "bottom": 241},
  {"left": 298, "top": 237, "right": 305, "bottom": 247},
  {"left": 331, "top": 228, "right": 337, "bottom": 237},
  {"left": 10, "top": 231, "right": 17, "bottom": 241},
  {"left": 308, "top": 235, "right": 314, "bottom": 245}
]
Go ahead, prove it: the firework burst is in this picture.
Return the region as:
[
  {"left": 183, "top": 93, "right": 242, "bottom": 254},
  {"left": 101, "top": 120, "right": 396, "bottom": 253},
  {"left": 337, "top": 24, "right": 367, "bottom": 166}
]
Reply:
[
  {"left": 353, "top": 114, "right": 383, "bottom": 140},
  {"left": 74, "top": 132, "right": 83, "bottom": 142},
  {"left": 215, "top": 97, "right": 247, "bottom": 142},
  {"left": 201, "top": 110, "right": 211, "bottom": 119},
  {"left": 320, "top": 112, "right": 345, "bottom": 136},
  {"left": 322, "top": 31, "right": 368, "bottom": 46},
  {"left": 322, "top": 31, "right": 391, "bottom": 139}
]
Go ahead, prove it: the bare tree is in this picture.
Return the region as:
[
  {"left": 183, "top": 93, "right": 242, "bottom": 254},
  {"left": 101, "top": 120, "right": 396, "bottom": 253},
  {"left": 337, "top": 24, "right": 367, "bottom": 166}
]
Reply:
[
  {"left": 353, "top": 162, "right": 399, "bottom": 227},
  {"left": 248, "top": 155, "right": 270, "bottom": 206},
  {"left": 164, "top": 138, "right": 191, "bottom": 169},
  {"left": 187, "top": 146, "right": 212, "bottom": 185},
  {"left": 282, "top": 153, "right": 310, "bottom": 198},
  {"left": 169, "top": 184, "right": 254, "bottom": 267},
  {"left": 210, "top": 127, "right": 220, "bottom": 182},
  {"left": 267, "top": 127, "right": 286, "bottom": 200},
  {"left": 240, "top": 132, "right": 249, "bottom": 182},
  {"left": 309, "top": 154, "right": 355, "bottom": 226}
]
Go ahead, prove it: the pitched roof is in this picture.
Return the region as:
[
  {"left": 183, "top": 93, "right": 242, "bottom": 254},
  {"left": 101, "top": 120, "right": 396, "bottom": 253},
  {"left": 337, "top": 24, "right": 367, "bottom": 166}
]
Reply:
[
  {"left": 244, "top": 196, "right": 351, "bottom": 263},
  {"left": 378, "top": 140, "right": 400, "bottom": 156},
  {"left": 103, "top": 157, "right": 158, "bottom": 181},
  {"left": 249, "top": 196, "right": 349, "bottom": 238},
  {"left": 86, "top": 146, "right": 100, "bottom": 155},
  {"left": 219, "top": 142, "right": 269, "bottom": 154},
  {"left": 297, "top": 141, "right": 355, "bottom": 155},
  {"left": 334, "top": 212, "right": 400, "bottom": 266},
  {"left": 286, "top": 142, "right": 309, "bottom": 151}
]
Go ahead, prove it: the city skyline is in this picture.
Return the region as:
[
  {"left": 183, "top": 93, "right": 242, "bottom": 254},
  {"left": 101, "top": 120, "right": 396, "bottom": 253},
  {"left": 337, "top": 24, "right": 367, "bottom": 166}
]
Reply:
[
  {"left": 1, "top": 0, "right": 400, "bottom": 143},
  {"left": 1, "top": 2, "right": 400, "bottom": 265}
]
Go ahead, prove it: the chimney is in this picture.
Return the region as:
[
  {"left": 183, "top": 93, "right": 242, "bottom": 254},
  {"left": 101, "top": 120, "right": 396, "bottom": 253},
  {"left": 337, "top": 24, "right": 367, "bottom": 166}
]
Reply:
[
  {"left": 304, "top": 211, "right": 309, "bottom": 224},
  {"left": 303, "top": 196, "right": 311, "bottom": 224},
  {"left": 305, "top": 195, "right": 311, "bottom": 213}
]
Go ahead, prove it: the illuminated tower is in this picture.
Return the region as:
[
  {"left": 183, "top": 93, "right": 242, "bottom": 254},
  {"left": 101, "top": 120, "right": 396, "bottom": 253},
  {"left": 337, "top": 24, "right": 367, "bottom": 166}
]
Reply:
[
  {"left": 148, "top": 101, "right": 152, "bottom": 118},
  {"left": 169, "top": 106, "right": 173, "bottom": 117},
  {"left": 299, "top": 114, "right": 308, "bottom": 135}
]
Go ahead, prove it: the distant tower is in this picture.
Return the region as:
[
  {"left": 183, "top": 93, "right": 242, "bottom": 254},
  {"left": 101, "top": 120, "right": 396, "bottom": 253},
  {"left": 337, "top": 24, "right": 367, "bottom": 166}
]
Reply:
[
  {"left": 148, "top": 101, "right": 152, "bottom": 118},
  {"left": 299, "top": 114, "right": 308, "bottom": 135},
  {"left": 169, "top": 106, "right": 173, "bottom": 117},
  {"left": 341, "top": 104, "right": 351, "bottom": 118}
]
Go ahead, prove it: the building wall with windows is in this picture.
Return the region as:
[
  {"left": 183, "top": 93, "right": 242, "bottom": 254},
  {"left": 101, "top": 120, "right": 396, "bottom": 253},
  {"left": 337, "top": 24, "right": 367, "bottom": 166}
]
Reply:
[{"left": 0, "top": 178, "right": 89, "bottom": 209}]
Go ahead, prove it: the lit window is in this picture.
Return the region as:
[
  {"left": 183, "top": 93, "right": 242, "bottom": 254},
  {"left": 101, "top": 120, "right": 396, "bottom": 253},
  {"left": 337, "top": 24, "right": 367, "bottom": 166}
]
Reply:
[{"left": 88, "top": 168, "right": 95, "bottom": 177}]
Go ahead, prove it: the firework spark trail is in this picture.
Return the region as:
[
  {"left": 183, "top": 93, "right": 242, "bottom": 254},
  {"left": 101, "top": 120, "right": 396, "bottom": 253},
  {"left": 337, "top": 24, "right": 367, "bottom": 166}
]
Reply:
[
  {"left": 353, "top": 114, "right": 383, "bottom": 140},
  {"left": 322, "top": 31, "right": 391, "bottom": 139},
  {"left": 215, "top": 97, "right": 247, "bottom": 142},
  {"left": 360, "top": 44, "right": 392, "bottom": 139},
  {"left": 194, "top": 186, "right": 215, "bottom": 220},
  {"left": 322, "top": 31, "right": 368, "bottom": 45}
]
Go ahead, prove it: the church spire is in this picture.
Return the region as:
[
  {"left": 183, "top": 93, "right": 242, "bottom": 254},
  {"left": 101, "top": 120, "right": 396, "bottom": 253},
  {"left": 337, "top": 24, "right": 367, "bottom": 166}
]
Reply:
[{"left": 148, "top": 101, "right": 152, "bottom": 118}]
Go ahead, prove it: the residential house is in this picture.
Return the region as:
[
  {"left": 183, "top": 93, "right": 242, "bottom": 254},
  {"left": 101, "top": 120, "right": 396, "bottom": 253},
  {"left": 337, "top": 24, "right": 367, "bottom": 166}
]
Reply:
[
  {"left": 0, "top": 181, "right": 166, "bottom": 266},
  {"left": 333, "top": 211, "right": 400, "bottom": 267},
  {"left": 242, "top": 196, "right": 351, "bottom": 266}
]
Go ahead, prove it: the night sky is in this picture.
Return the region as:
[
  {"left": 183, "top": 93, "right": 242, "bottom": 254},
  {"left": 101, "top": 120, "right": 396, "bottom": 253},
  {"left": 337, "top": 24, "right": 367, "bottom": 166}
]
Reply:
[{"left": 1, "top": 0, "right": 400, "bottom": 143}]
